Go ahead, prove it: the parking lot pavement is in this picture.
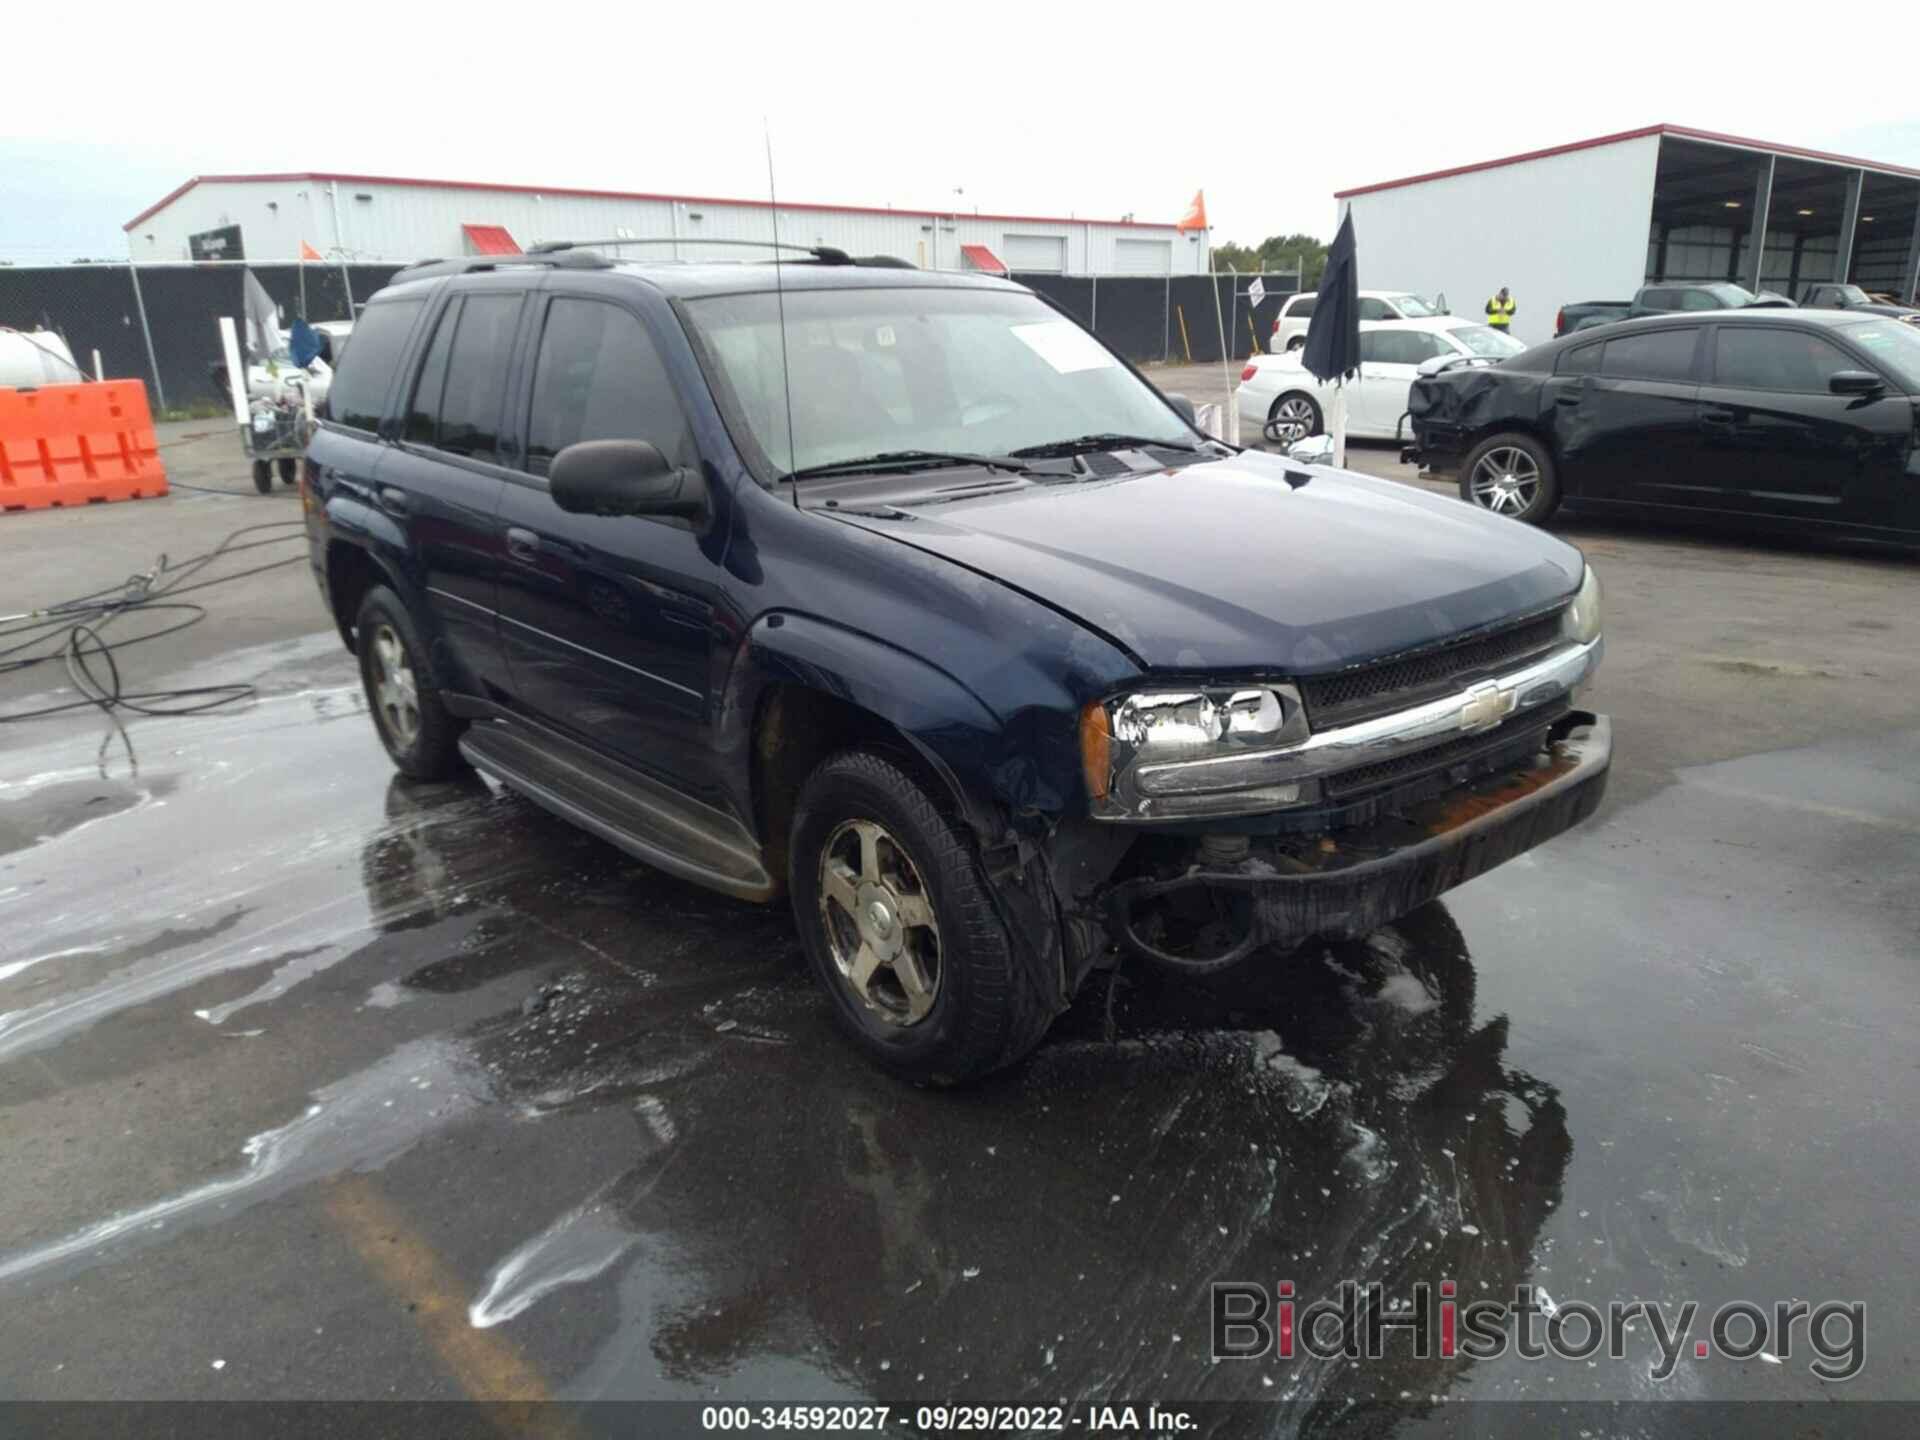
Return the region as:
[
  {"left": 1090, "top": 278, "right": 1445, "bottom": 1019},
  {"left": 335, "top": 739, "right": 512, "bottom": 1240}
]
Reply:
[{"left": 3, "top": 425, "right": 1918, "bottom": 1424}]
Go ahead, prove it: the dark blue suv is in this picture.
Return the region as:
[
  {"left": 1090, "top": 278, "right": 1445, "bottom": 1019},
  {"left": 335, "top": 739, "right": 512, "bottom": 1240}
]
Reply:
[{"left": 305, "top": 245, "right": 1611, "bottom": 1083}]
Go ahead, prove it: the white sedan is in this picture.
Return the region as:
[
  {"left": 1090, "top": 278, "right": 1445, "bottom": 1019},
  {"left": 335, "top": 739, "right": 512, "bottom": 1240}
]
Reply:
[{"left": 1236, "top": 316, "right": 1525, "bottom": 445}]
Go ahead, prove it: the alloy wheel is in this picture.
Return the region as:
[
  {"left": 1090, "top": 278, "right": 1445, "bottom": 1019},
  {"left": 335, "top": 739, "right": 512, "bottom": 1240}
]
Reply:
[
  {"left": 1469, "top": 447, "right": 1541, "bottom": 515},
  {"left": 818, "top": 819, "right": 942, "bottom": 1027},
  {"left": 1267, "top": 396, "right": 1317, "bottom": 444},
  {"left": 370, "top": 624, "right": 421, "bottom": 749}
]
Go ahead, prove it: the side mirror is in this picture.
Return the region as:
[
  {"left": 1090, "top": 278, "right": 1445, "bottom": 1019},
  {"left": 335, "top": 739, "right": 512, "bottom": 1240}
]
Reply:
[
  {"left": 550, "top": 439, "right": 706, "bottom": 520},
  {"left": 1164, "top": 393, "right": 1198, "bottom": 425},
  {"left": 1828, "top": 370, "right": 1884, "bottom": 396}
]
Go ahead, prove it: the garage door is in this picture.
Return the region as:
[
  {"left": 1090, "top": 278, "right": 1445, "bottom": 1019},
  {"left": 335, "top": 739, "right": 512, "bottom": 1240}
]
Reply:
[
  {"left": 1002, "top": 234, "right": 1066, "bottom": 273},
  {"left": 1114, "top": 239, "right": 1172, "bottom": 275}
]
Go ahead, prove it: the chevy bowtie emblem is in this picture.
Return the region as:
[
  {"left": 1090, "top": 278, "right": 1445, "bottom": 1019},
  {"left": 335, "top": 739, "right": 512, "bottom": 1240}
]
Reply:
[{"left": 1457, "top": 682, "right": 1508, "bottom": 734}]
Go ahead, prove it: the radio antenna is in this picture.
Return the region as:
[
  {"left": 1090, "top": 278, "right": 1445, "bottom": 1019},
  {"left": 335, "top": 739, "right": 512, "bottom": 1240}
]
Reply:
[{"left": 764, "top": 118, "right": 800, "bottom": 509}]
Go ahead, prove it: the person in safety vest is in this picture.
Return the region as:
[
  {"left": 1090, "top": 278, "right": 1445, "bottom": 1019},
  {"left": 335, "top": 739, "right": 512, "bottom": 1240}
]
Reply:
[{"left": 1485, "top": 287, "right": 1516, "bottom": 330}]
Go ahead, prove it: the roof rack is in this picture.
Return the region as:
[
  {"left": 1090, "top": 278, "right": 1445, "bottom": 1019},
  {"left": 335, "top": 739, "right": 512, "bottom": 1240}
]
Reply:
[
  {"left": 528, "top": 237, "right": 856, "bottom": 264},
  {"left": 393, "top": 251, "right": 614, "bottom": 281}
]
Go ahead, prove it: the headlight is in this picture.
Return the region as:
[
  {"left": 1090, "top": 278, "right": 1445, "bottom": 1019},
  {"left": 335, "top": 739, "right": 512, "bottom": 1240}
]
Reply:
[
  {"left": 1081, "top": 684, "right": 1313, "bottom": 821},
  {"left": 1561, "top": 564, "right": 1602, "bottom": 646}
]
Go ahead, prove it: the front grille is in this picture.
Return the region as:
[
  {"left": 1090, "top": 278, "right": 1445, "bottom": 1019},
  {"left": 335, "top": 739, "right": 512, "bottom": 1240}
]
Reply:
[
  {"left": 1322, "top": 701, "right": 1568, "bottom": 802},
  {"left": 1298, "top": 612, "right": 1565, "bottom": 726}
]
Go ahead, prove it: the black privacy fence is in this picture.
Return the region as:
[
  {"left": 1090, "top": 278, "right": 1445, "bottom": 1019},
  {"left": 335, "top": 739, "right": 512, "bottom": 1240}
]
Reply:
[
  {"left": 1014, "top": 272, "right": 1301, "bottom": 367},
  {"left": 0, "top": 263, "right": 1299, "bottom": 415},
  {"left": 0, "top": 262, "right": 403, "bottom": 414}
]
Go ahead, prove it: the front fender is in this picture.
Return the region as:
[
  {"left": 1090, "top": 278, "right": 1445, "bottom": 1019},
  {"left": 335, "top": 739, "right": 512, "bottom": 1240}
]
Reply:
[{"left": 719, "top": 612, "right": 1009, "bottom": 844}]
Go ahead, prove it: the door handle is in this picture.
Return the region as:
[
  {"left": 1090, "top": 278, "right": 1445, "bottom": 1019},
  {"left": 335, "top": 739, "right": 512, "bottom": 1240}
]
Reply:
[
  {"left": 1700, "top": 408, "right": 1736, "bottom": 424},
  {"left": 376, "top": 484, "right": 410, "bottom": 514},
  {"left": 506, "top": 527, "right": 542, "bottom": 561},
  {"left": 1554, "top": 392, "right": 1581, "bottom": 406}
]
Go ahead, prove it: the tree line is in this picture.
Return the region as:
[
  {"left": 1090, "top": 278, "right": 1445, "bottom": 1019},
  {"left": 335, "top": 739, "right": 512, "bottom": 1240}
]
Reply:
[{"left": 1209, "top": 233, "right": 1328, "bottom": 286}]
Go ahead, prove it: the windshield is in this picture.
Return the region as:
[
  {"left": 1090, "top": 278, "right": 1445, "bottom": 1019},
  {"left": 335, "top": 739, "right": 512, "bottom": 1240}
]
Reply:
[
  {"left": 1830, "top": 285, "right": 1871, "bottom": 305},
  {"left": 1706, "top": 283, "right": 1760, "bottom": 306},
  {"left": 1841, "top": 320, "right": 1920, "bottom": 390},
  {"left": 1449, "top": 324, "right": 1526, "bottom": 357},
  {"left": 1390, "top": 294, "right": 1439, "bottom": 318},
  {"left": 682, "top": 287, "right": 1193, "bottom": 478}
]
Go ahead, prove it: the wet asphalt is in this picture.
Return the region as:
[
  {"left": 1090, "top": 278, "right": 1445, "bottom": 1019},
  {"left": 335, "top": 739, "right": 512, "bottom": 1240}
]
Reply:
[{"left": 1, "top": 424, "right": 1918, "bottom": 1432}]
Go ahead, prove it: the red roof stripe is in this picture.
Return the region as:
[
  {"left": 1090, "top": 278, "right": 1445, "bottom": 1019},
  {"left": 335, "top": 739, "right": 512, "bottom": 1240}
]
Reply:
[
  {"left": 126, "top": 172, "right": 1177, "bottom": 234},
  {"left": 1333, "top": 123, "right": 1920, "bottom": 200}
]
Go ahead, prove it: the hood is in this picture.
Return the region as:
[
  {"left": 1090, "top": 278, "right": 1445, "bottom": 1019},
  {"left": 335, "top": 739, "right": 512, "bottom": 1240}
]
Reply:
[{"left": 821, "top": 451, "right": 1583, "bottom": 673}]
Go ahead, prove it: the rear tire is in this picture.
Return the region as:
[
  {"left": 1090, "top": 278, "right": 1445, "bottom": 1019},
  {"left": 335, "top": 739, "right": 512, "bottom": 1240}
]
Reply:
[
  {"left": 1285, "top": 335, "right": 1305, "bottom": 353},
  {"left": 1264, "top": 392, "right": 1323, "bottom": 446},
  {"left": 790, "top": 750, "right": 1054, "bottom": 1085},
  {"left": 1458, "top": 432, "right": 1560, "bottom": 525},
  {"left": 277, "top": 457, "right": 297, "bottom": 486},
  {"left": 354, "top": 585, "right": 468, "bottom": 781},
  {"left": 252, "top": 459, "right": 273, "bottom": 494}
]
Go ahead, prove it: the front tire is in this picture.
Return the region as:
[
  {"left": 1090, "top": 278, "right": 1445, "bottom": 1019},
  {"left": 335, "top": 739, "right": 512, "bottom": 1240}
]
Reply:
[
  {"left": 790, "top": 751, "right": 1053, "bottom": 1085},
  {"left": 354, "top": 585, "right": 468, "bottom": 781},
  {"left": 1459, "top": 432, "right": 1560, "bottom": 524}
]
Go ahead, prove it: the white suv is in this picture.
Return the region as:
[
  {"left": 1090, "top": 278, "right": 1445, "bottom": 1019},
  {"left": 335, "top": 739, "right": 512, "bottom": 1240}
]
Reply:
[{"left": 1270, "top": 289, "right": 1446, "bottom": 352}]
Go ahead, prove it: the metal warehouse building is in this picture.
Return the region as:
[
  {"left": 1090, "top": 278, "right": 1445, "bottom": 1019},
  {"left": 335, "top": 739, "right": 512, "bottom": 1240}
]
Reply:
[
  {"left": 123, "top": 173, "right": 1203, "bottom": 276},
  {"left": 1336, "top": 124, "right": 1920, "bottom": 346}
]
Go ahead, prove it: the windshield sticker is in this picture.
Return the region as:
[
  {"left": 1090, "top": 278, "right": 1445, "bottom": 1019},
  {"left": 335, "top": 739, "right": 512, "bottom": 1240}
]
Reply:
[{"left": 1011, "top": 320, "right": 1117, "bottom": 374}]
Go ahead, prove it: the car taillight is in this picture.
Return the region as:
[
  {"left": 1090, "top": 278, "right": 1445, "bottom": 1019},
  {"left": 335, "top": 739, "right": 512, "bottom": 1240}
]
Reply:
[
  {"left": 1555, "top": 307, "right": 1565, "bottom": 334},
  {"left": 1271, "top": 318, "right": 1280, "bottom": 334},
  {"left": 1239, "top": 362, "right": 1259, "bottom": 382}
]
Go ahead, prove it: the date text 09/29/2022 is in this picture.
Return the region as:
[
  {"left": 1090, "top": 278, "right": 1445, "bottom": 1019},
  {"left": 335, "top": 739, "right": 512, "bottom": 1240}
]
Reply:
[{"left": 699, "top": 1404, "right": 1198, "bottom": 1432}]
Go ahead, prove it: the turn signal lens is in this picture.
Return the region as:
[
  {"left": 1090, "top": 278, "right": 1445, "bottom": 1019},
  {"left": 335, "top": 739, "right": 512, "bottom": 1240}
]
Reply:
[{"left": 1079, "top": 701, "right": 1112, "bottom": 801}]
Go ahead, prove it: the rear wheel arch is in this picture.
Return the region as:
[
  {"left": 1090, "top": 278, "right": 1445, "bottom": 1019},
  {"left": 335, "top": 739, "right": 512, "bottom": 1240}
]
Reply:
[{"left": 326, "top": 541, "right": 390, "bottom": 654}]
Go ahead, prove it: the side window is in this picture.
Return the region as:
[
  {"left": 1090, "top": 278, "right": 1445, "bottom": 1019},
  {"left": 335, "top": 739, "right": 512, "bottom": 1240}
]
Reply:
[
  {"left": 404, "top": 299, "right": 458, "bottom": 445},
  {"left": 1558, "top": 342, "right": 1601, "bottom": 375},
  {"left": 326, "top": 297, "right": 423, "bottom": 433},
  {"left": 1678, "top": 289, "right": 1721, "bottom": 311},
  {"left": 1287, "top": 295, "right": 1316, "bottom": 320},
  {"left": 1640, "top": 289, "right": 1677, "bottom": 311},
  {"left": 1357, "top": 297, "right": 1392, "bottom": 321},
  {"left": 1358, "top": 330, "right": 1389, "bottom": 364},
  {"left": 1601, "top": 329, "right": 1698, "bottom": 383},
  {"left": 525, "top": 298, "right": 694, "bottom": 478},
  {"left": 435, "top": 294, "right": 522, "bottom": 463},
  {"left": 1714, "top": 328, "right": 1857, "bottom": 393}
]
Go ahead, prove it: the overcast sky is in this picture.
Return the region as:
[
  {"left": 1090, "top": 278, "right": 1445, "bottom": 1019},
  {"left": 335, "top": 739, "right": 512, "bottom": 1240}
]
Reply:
[{"left": 5, "top": 1, "right": 1918, "bottom": 264}]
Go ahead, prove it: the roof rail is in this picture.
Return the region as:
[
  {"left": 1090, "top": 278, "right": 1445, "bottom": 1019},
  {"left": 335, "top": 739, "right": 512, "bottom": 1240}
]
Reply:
[
  {"left": 394, "top": 251, "right": 614, "bottom": 281},
  {"left": 528, "top": 237, "right": 856, "bottom": 264}
]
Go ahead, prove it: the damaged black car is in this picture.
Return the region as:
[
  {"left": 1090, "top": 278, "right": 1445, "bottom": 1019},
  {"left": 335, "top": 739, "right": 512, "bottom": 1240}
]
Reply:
[{"left": 305, "top": 250, "right": 1610, "bottom": 1084}]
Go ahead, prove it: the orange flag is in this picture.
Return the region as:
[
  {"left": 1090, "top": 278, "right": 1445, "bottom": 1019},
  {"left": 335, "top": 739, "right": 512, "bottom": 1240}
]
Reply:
[
  {"left": 300, "top": 240, "right": 324, "bottom": 260},
  {"left": 1175, "top": 190, "right": 1208, "bottom": 233}
]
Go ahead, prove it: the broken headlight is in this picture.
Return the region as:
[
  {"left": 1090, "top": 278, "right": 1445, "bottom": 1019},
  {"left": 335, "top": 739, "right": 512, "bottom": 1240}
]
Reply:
[
  {"left": 1080, "top": 684, "right": 1313, "bottom": 821},
  {"left": 1560, "top": 564, "right": 1602, "bottom": 647}
]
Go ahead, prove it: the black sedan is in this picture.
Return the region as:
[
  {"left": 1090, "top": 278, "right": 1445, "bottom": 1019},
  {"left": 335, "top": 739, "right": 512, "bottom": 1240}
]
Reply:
[{"left": 1406, "top": 310, "right": 1920, "bottom": 542}]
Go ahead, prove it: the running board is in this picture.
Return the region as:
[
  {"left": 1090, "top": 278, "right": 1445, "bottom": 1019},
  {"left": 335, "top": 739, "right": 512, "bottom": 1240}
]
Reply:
[{"left": 459, "top": 717, "right": 775, "bottom": 902}]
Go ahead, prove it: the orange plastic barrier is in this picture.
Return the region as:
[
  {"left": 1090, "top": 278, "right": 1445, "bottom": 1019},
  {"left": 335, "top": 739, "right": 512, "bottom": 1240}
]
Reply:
[{"left": 0, "top": 380, "right": 168, "bottom": 512}]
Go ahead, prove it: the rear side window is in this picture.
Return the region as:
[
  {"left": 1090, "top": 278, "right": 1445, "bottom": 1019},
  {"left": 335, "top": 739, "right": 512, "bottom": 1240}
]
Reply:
[
  {"left": 1558, "top": 342, "right": 1601, "bottom": 375},
  {"left": 1601, "top": 329, "right": 1698, "bottom": 383},
  {"left": 1678, "top": 289, "right": 1721, "bottom": 311},
  {"left": 327, "top": 297, "right": 423, "bottom": 433},
  {"left": 1639, "top": 289, "right": 1678, "bottom": 311},
  {"left": 1358, "top": 297, "right": 1393, "bottom": 321},
  {"left": 436, "top": 294, "right": 522, "bottom": 462},
  {"left": 1286, "top": 295, "right": 1316, "bottom": 319},
  {"left": 1714, "top": 328, "right": 1855, "bottom": 393},
  {"left": 525, "top": 298, "right": 693, "bottom": 478}
]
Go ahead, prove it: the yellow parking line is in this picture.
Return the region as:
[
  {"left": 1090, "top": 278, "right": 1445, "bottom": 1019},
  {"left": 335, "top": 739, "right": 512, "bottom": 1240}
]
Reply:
[{"left": 325, "top": 1174, "right": 552, "bottom": 1406}]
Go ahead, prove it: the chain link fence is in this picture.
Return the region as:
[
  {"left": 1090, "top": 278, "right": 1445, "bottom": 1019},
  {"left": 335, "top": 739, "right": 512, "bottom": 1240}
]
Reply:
[
  {"left": 0, "top": 261, "right": 403, "bottom": 416},
  {"left": 1, "top": 260, "right": 1299, "bottom": 416}
]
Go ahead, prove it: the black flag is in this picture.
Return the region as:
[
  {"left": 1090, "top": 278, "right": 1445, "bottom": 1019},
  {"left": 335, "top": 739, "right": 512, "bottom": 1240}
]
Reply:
[{"left": 1300, "top": 213, "right": 1359, "bottom": 384}]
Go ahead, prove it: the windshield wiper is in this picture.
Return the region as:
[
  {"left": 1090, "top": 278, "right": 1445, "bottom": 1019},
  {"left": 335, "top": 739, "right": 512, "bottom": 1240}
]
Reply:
[
  {"left": 1009, "top": 433, "right": 1201, "bottom": 459},
  {"left": 783, "top": 449, "right": 1030, "bottom": 482}
]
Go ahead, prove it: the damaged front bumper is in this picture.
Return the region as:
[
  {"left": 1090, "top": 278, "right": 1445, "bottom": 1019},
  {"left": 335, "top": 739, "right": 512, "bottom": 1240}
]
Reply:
[{"left": 1100, "top": 711, "right": 1610, "bottom": 969}]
